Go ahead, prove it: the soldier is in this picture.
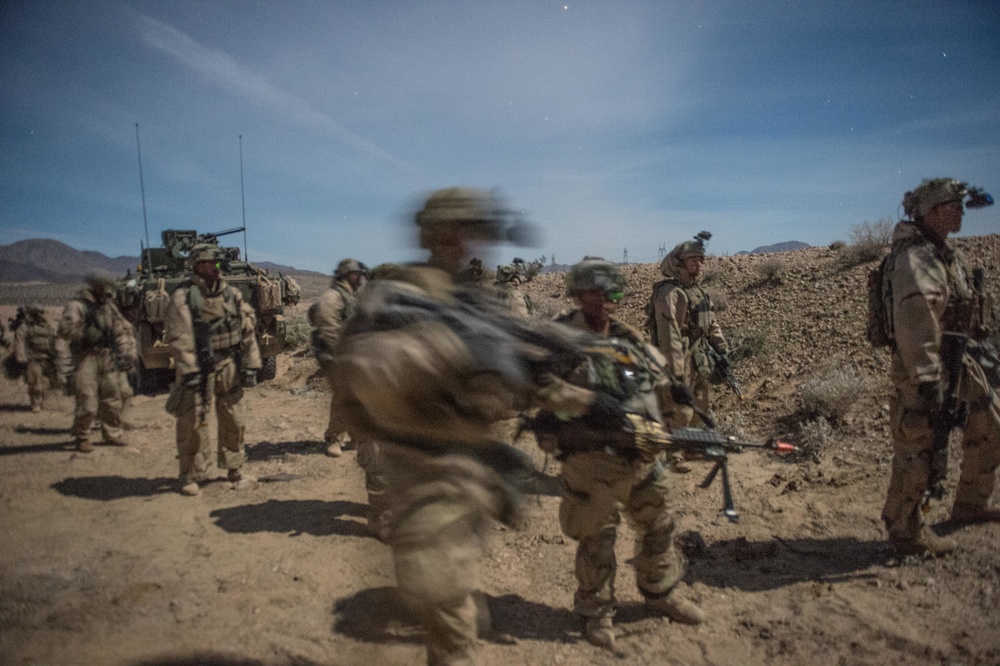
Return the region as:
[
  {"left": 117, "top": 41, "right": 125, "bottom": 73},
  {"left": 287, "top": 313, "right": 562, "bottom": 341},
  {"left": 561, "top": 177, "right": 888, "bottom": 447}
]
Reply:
[
  {"left": 651, "top": 233, "right": 730, "bottom": 471},
  {"left": 12, "top": 304, "right": 58, "bottom": 412},
  {"left": 59, "top": 270, "right": 137, "bottom": 452},
  {"left": 880, "top": 178, "right": 1000, "bottom": 556},
  {"left": 330, "top": 188, "right": 617, "bottom": 665},
  {"left": 308, "top": 258, "right": 366, "bottom": 457},
  {"left": 548, "top": 257, "right": 702, "bottom": 649},
  {"left": 493, "top": 264, "right": 531, "bottom": 318},
  {"left": 165, "top": 244, "right": 261, "bottom": 496}
]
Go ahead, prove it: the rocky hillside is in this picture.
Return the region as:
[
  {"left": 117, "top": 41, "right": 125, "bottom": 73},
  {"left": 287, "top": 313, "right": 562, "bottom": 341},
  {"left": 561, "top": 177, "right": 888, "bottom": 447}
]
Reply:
[{"left": 520, "top": 234, "right": 1000, "bottom": 446}]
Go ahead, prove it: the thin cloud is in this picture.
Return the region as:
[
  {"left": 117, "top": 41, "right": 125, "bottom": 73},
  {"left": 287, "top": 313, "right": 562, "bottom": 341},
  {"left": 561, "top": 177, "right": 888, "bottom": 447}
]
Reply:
[{"left": 136, "top": 13, "right": 416, "bottom": 173}]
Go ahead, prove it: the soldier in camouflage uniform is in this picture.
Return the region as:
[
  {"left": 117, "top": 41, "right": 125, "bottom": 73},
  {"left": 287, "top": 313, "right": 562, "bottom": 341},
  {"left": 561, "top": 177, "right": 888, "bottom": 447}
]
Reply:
[
  {"left": 330, "top": 188, "right": 612, "bottom": 666},
  {"left": 12, "top": 305, "right": 58, "bottom": 412},
  {"left": 651, "top": 235, "right": 730, "bottom": 472},
  {"left": 165, "top": 244, "right": 261, "bottom": 496},
  {"left": 550, "top": 257, "right": 702, "bottom": 649},
  {"left": 493, "top": 264, "right": 531, "bottom": 318},
  {"left": 309, "top": 258, "right": 366, "bottom": 458},
  {"left": 58, "top": 270, "right": 137, "bottom": 452},
  {"left": 880, "top": 178, "right": 1000, "bottom": 556}
]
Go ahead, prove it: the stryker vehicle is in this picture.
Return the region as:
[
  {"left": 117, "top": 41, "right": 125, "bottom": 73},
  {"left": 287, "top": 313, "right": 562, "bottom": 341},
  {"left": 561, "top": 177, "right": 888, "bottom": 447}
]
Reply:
[{"left": 115, "top": 227, "right": 300, "bottom": 393}]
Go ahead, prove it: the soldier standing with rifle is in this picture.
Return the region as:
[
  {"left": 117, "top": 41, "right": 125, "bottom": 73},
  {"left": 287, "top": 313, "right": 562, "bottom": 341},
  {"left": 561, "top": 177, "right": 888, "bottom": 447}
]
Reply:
[
  {"left": 545, "top": 257, "right": 703, "bottom": 650},
  {"left": 879, "top": 178, "right": 1000, "bottom": 556},
  {"left": 308, "top": 257, "right": 366, "bottom": 458},
  {"left": 59, "top": 271, "right": 137, "bottom": 452},
  {"left": 650, "top": 233, "right": 734, "bottom": 472},
  {"left": 165, "top": 244, "right": 261, "bottom": 496}
]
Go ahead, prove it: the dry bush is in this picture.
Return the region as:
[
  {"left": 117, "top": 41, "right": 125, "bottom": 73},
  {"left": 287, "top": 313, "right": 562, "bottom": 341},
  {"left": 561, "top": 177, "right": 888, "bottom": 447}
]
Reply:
[
  {"left": 756, "top": 257, "right": 786, "bottom": 285},
  {"left": 727, "top": 328, "right": 767, "bottom": 363},
  {"left": 284, "top": 313, "right": 313, "bottom": 351},
  {"left": 799, "top": 360, "right": 871, "bottom": 424},
  {"left": 797, "top": 416, "right": 833, "bottom": 460},
  {"left": 829, "top": 240, "right": 846, "bottom": 251},
  {"left": 838, "top": 220, "right": 892, "bottom": 269}
]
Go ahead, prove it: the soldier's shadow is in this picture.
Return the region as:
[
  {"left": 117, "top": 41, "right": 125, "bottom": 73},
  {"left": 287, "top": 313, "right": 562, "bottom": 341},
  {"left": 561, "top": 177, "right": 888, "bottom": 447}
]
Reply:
[
  {"left": 13, "top": 425, "right": 71, "bottom": 436},
  {"left": 209, "top": 499, "right": 371, "bottom": 538},
  {"left": 246, "top": 439, "right": 330, "bottom": 460},
  {"left": 52, "top": 475, "right": 177, "bottom": 500},
  {"left": 685, "top": 535, "right": 888, "bottom": 592},
  {"left": 0, "top": 403, "right": 31, "bottom": 412},
  {"left": 520, "top": 470, "right": 563, "bottom": 497},
  {"left": 332, "top": 588, "right": 580, "bottom": 645},
  {"left": 1, "top": 440, "right": 76, "bottom": 456}
]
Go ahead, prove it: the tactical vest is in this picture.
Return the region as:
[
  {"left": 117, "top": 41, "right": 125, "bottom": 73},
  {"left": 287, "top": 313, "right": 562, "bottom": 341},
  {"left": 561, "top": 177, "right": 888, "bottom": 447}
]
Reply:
[
  {"left": 73, "top": 299, "right": 116, "bottom": 354},
  {"left": 25, "top": 323, "right": 54, "bottom": 355},
  {"left": 332, "top": 282, "right": 357, "bottom": 321},
  {"left": 869, "top": 227, "right": 983, "bottom": 348},
  {"left": 185, "top": 281, "right": 243, "bottom": 353},
  {"left": 647, "top": 278, "right": 714, "bottom": 344}
]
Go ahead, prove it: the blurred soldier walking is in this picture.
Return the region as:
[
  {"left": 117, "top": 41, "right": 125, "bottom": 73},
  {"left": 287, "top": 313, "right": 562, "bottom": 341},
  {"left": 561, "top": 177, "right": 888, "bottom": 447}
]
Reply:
[
  {"left": 878, "top": 178, "right": 1000, "bottom": 556},
  {"left": 165, "top": 244, "right": 261, "bottom": 496},
  {"left": 650, "top": 233, "right": 730, "bottom": 471},
  {"left": 330, "top": 188, "right": 614, "bottom": 665},
  {"left": 12, "top": 305, "right": 59, "bottom": 411},
  {"left": 550, "top": 257, "right": 702, "bottom": 649},
  {"left": 308, "top": 258, "right": 366, "bottom": 457},
  {"left": 58, "top": 271, "right": 137, "bottom": 452}
]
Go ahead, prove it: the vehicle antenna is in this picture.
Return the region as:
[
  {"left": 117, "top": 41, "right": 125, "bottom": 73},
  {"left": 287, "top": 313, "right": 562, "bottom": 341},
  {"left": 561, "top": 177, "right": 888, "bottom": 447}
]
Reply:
[
  {"left": 135, "top": 123, "right": 151, "bottom": 271},
  {"left": 239, "top": 135, "right": 248, "bottom": 262}
]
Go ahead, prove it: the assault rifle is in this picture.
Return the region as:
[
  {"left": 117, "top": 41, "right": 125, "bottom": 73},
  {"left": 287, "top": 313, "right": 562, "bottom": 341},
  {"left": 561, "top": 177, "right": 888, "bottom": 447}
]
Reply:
[
  {"left": 193, "top": 319, "right": 216, "bottom": 426},
  {"left": 707, "top": 346, "right": 743, "bottom": 399},
  {"left": 924, "top": 331, "right": 969, "bottom": 508}
]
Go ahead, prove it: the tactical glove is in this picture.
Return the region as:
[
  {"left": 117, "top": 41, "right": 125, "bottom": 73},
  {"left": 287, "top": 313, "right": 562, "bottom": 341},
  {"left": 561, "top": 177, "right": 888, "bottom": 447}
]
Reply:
[
  {"left": 670, "top": 383, "right": 696, "bottom": 407},
  {"left": 118, "top": 355, "right": 135, "bottom": 372},
  {"left": 243, "top": 370, "right": 258, "bottom": 388},
  {"left": 82, "top": 325, "right": 104, "bottom": 347}
]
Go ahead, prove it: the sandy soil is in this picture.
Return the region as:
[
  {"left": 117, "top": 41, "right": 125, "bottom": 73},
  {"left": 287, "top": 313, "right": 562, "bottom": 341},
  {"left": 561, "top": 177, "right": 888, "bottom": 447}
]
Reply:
[{"left": 2, "top": 240, "right": 1000, "bottom": 665}]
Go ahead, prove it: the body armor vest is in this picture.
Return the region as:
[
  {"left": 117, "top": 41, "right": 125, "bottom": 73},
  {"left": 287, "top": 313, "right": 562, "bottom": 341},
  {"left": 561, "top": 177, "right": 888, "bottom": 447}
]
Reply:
[{"left": 186, "top": 281, "right": 243, "bottom": 353}]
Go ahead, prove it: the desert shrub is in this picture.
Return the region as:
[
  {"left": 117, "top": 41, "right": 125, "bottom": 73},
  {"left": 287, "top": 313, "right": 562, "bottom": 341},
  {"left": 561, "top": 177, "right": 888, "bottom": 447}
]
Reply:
[
  {"left": 756, "top": 257, "right": 786, "bottom": 285},
  {"left": 797, "top": 416, "right": 833, "bottom": 460},
  {"left": 838, "top": 220, "right": 892, "bottom": 269},
  {"left": 727, "top": 329, "right": 767, "bottom": 363},
  {"left": 799, "top": 361, "right": 871, "bottom": 423},
  {"left": 851, "top": 219, "right": 893, "bottom": 247},
  {"left": 700, "top": 269, "right": 720, "bottom": 286},
  {"left": 829, "top": 240, "right": 846, "bottom": 251},
  {"left": 706, "top": 286, "right": 728, "bottom": 312},
  {"left": 284, "top": 313, "right": 313, "bottom": 351}
]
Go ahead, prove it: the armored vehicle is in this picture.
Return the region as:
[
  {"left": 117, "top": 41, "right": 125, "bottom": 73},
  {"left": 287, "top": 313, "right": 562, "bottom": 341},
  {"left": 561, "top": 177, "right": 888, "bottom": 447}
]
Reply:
[{"left": 115, "top": 227, "right": 300, "bottom": 393}]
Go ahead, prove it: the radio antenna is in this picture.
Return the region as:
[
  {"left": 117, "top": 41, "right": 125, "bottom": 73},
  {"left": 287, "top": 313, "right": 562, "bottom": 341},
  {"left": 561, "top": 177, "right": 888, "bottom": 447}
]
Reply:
[
  {"left": 135, "top": 123, "right": 151, "bottom": 271},
  {"left": 239, "top": 135, "right": 248, "bottom": 262}
]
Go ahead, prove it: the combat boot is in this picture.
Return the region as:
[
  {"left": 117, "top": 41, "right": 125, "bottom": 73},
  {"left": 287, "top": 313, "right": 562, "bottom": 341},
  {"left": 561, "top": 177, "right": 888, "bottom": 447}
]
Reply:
[
  {"left": 645, "top": 588, "right": 705, "bottom": 625},
  {"left": 75, "top": 439, "right": 94, "bottom": 453},
  {"left": 180, "top": 481, "right": 200, "bottom": 496},
  {"left": 950, "top": 504, "right": 1000, "bottom": 525},
  {"left": 325, "top": 441, "right": 343, "bottom": 457},
  {"left": 890, "top": 527, "right": 957, "bottom": 557},
  {"left": 227, "top": 468, "right": 256, "bottom": 488},
  {"left": 582, "top": 615, "right": 615, "bottom": 649}
]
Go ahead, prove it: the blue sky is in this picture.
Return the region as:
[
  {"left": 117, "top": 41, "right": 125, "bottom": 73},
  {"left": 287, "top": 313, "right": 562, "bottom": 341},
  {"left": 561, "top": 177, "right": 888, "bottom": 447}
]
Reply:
[{"left": 1, "top": 1, "right": 998, "bottom": 273}]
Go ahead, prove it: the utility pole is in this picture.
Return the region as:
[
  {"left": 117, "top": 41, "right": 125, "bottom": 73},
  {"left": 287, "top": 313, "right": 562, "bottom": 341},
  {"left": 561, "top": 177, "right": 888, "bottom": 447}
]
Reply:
[{"left": 623, "top": 248, "right": 629, "bottom": 265}]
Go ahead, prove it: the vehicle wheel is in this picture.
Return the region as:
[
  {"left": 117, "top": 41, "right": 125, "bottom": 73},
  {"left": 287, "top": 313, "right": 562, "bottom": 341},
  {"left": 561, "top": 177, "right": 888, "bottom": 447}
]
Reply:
[{"left": 258, "top": 356, "right": 277, "bottom": 382}]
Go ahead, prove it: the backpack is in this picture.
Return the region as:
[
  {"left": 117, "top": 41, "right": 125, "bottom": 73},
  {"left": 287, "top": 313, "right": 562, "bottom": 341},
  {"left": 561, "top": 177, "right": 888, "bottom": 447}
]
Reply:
[
  {"left": 866, "top": 251, "right": 895, "bottom": 348},
  {"left": 645, "top": 279, "right": 670, "bottom": 342}
]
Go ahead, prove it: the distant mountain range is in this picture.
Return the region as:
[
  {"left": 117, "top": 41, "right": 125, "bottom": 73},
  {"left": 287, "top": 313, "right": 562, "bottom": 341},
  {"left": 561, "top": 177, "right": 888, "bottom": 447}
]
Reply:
[
  {"left": 0, "top": 238, "right": 323, "bottom": 283},
  {"left": 736, "top": 241, "right": 811, "bottom": 255}
]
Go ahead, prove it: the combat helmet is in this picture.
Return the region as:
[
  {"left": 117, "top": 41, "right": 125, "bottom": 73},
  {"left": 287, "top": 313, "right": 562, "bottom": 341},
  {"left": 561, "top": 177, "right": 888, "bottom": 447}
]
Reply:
[
  {"left": 188, "top": 243, "right": 223, "bottom": 265},
  {"left": 660, "top": 231, "right": 712, "bottom": 278},
  {"left": 85, "top": 269, "right": 118, "bottom": 292},
  {"left": 335, "top": 258, "right": 368, "bottom": 279},
  {"left": 415, "top": 187, "right": 539, "bottom": 248},
  {"left": 565, "top": 257, "right": 626, "bottom": 301},
  {"left": 495, "top": 264, "right": 521, "bottom": 285},
  {"left": 903, "top": 178, "right": 995, "bottom": 220}
]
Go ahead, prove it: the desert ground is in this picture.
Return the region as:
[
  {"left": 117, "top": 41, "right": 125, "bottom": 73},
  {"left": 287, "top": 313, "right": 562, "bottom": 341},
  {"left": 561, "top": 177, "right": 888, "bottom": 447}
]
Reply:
[{"left": 2, "top": 237, "right": 999, "bottom": 666}]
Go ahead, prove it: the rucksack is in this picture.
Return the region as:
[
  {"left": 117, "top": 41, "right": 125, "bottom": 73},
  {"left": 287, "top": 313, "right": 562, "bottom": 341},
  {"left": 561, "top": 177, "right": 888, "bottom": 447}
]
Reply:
[
  {"left": 645, "top": 279, "right": 670, "bottom": 342},
  {"left": 866, "top": 252, "right": 895, "bottom": 348}
]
